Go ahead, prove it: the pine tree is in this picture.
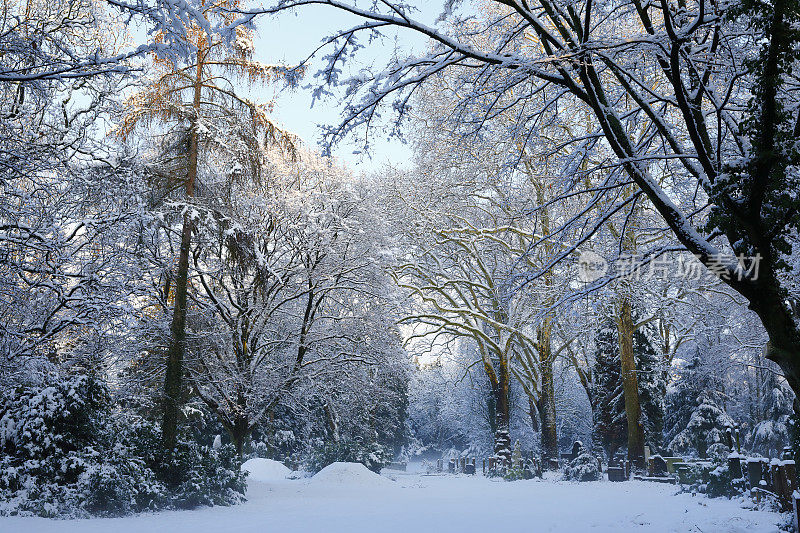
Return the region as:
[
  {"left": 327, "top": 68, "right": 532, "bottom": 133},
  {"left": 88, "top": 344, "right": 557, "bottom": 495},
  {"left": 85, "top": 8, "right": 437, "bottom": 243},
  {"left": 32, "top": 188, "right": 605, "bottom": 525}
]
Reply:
[
  {"left": 591, "top": 320, "right": 626, "bottom": 460},
  {"left": 666, "top": 355, "right": 734, "bottom": 458},
  {"left": 634, "top": 324, "right": 666, "bottom": 452},
  {"left": 748, "top": 373, "right": 793, "bottom": 457}
]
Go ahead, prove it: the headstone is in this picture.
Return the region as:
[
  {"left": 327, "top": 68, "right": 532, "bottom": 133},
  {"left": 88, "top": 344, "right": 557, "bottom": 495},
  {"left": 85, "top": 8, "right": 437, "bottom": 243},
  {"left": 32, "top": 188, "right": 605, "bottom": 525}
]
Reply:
[
  {"left": 747, "top": 459, "right": 763, "bottom": 489},
  {"left": 650, "top": 455, "right": 668, "bottom": 477},
  {"left": 464, "top": 463, "right": 476, "bottom": 475},
  {"left": 728, "top": 455, "right": 743, "bottom": 480},
  {"left": 785, "top": 461, "right": 796, "bottom": 495},
  {"left": 572, "top": 441, "right": 583, "bottom": 458},
  {"left": 608, "top": 466, "right": 626, "bottom": 482},
  {"left": 448, "top": 459, "right": 455, "bottom": 474},
  {"left": 663, "top": 457, "right": 685, "bottom": 474},
  {"left": 763, "top": 461, "right": 774, "bottom": 491},
  {"left": 793, "top": 490, "right": 800, "bottom": 532}
]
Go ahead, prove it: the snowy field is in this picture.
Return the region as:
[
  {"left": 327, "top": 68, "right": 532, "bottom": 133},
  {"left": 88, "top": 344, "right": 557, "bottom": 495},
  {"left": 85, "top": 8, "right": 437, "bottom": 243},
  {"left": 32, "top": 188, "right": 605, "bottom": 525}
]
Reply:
[{"left": 1, "top": 462, "right": 784, "bottom": 533}]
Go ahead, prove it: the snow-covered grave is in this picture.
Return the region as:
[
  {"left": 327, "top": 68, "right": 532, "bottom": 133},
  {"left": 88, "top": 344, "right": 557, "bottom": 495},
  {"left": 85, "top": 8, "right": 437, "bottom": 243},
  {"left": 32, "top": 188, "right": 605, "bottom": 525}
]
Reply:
[
  {"left": 2, "top": 462, "right": 783, "bottom": 533},
  {"left": 241, "top": 458, "right": 292, "bottom": 482}
]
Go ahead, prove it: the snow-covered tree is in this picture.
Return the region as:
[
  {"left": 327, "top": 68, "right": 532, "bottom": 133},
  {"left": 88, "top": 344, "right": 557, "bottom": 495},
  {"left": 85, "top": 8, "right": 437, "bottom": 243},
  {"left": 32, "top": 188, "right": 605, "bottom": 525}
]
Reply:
[
  {"left": 184, "top": 149, "right": 403, "bottom": 456},
  {"left": 260, "top": 0, "right": 800, "bottom": 406},
  {"left": 118, "top": 1, "right": 301, "bottom": 456}
]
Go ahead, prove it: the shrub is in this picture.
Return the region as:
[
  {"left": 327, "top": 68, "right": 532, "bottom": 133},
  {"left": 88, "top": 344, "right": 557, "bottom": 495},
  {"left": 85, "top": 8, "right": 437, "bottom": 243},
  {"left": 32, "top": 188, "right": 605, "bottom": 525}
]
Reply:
[
  {"left": 563, "top": 453, "right": 601, "bottom": 482},
  {"left": 0, "top": 375, "right": 165, "bottom": 517},
  {"left": 307, "top": 437, "right": 392, "bottom": 473},
  {"left": 0, "top": 374, "right": 246, "bottom": 518}
]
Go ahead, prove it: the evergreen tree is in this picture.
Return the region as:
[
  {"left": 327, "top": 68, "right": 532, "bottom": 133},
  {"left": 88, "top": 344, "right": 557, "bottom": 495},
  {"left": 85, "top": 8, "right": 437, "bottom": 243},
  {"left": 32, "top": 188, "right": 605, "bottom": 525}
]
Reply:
[
  {"left": 591, "top": 321, "right": 626, "bottom": 460},
  {"left": 665, "top": 355, "right": 734, "bottom": 458},
  {"left": 748, "top": 373, "right": 793, "bottom": 457},
  {"left": 634, "top": 325, "right": 666, "bottom": 452}
]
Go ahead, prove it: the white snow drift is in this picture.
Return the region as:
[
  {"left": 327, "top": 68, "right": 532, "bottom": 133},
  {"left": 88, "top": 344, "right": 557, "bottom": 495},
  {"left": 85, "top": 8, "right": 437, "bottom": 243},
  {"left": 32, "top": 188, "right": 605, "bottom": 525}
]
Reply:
[
  {"left": 310, "top": 462, "right": 395, "bottom": 487},
  {"left": 241, "top": 458, "right": 291, "bottom": 481}
]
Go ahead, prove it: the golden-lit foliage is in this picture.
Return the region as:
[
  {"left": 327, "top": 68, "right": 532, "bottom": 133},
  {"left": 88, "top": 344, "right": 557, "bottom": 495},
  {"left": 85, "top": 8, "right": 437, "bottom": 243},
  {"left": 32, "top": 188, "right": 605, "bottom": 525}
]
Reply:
[{"left": 117, "top": 0, "right": 304, "bottom": 159}]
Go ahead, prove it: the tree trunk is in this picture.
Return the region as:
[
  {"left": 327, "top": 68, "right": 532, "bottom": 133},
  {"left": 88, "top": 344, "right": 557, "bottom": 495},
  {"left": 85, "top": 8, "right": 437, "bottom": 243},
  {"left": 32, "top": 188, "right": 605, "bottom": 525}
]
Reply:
[
  {"left": 161, "top": 51, "right": 203, "bottom": 458},
  {"left": 617, "top": 297, "right": 645, "bottom": 470},
  {"left": 229, "top": 414, "right": 250, "bottom": 457},
  {"left": 324, "top": 401, "right": 340, "bottom": 443},
  {"left": 493, "top": 376, "right": 512, "bottom": 464},
  {"left": 161, "top": 217, "right": 193, "bottom": 456},
  {"left": 536, "top": 325, "right": 559, "bottom": 469}
]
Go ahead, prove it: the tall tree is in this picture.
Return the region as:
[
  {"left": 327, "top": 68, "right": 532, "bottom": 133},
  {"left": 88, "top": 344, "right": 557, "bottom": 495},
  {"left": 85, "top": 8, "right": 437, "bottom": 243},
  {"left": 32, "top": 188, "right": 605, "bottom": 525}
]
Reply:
[{"left": 119, "top": 0, "right": 299, "bottom": 457}]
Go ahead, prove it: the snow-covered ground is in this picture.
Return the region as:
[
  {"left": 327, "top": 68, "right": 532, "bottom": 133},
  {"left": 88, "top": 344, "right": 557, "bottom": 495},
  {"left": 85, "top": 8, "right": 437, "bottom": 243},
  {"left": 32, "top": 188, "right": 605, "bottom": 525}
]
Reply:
[{"left": 2, "top": 464, "right": 784, "bottom": 533}]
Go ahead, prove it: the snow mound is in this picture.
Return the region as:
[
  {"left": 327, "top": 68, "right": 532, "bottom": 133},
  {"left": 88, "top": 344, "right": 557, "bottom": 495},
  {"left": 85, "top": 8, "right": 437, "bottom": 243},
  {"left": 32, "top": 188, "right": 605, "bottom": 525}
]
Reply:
[
  {"left": 310, "top": 462, "right": 394, "bottom": 487},
  {"left": 242, "top": 458, "right": 292, "bottom": 481}
]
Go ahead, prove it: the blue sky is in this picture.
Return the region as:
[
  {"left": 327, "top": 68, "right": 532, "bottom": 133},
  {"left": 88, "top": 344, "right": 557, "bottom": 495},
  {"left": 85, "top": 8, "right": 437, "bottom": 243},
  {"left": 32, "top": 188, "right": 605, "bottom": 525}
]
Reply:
[{"left": 249, "top": 4, "right": 442, "bottom": 172}]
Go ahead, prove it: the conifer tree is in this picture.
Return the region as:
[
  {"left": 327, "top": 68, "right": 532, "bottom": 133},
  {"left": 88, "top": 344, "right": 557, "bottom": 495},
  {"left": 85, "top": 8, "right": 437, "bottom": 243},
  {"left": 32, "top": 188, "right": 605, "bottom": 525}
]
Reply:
[{"left": 591, "top": 321, "right": 626, "bottom": 460}]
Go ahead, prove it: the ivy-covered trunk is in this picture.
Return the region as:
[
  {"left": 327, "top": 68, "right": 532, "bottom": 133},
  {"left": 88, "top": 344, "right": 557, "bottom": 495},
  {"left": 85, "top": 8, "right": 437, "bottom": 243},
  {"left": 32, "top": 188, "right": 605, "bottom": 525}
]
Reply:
[
  {"left": 617, "top": 297, "right": 645, "bottom": 470},
  {"left": 536, "top": 324, "right": 559, "bottom": 469},
  {"left": 162, "top": 50, "right": 203, "bottom": 460},
  {"left": 492, "top": 373, "right": 512, "bottom": 464}
]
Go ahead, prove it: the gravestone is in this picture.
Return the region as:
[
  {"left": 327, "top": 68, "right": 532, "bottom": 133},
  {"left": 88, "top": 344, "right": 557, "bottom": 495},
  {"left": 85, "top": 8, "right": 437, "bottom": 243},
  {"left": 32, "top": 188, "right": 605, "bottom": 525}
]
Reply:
[
  {"left": 607, "top": 466, "right": 626, "bottom": 482},
  {"left": 747, "top": 459, "right": 763, "bottom": 489},
  {"left": 650, "top": 455, "right": 668, "bottom": 477},
  {"left": 448, "top": 459, "right": 455, "bottom": 474},
  {"left": 728, "top": 455, "right": 743, "bottom": 480},
  {"left": 464, "top": 463, "right": 476, "bottom": 475},
  {"left": 572, "top": 441, "right": 583, "bottom": 458}
]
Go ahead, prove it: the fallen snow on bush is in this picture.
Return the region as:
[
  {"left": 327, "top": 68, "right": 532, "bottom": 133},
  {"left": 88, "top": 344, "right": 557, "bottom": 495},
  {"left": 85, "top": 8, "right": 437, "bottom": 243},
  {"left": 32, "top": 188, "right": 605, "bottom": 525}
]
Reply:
[
  {"left": 241, "top": 459, "right": 291, "bottom": 482},
  {"left": 310, "top": 462, "right": 395, "bottom": 487}
]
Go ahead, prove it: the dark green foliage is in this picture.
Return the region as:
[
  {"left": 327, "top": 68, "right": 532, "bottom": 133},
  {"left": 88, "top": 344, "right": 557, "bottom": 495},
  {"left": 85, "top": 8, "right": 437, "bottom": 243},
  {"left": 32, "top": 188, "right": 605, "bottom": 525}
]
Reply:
[
  {"left": 591, "top": 318, "right": 665, "bottom": 458},
  {"left": 307, "top": 438, "right": 392, "bottom": 473},
  {"left": 668, "top": 393, "right": 734, "bottom": 459},
  {"left": 709, "top": 0, "right": 800, "bottom": 263},
  {"left": 563, "top": 452, "right": 601, "bottom": 482},
  {"left": 787, "top": 411, "right": 800, "bottom": 461},
  {"left": 748, "top": 373, "right": 793, "bottom": 457},
  {"left": 0, "top": 374, "right": 245, "bottom": 518},
  {"left": 371, "top": 368, "right": 410, "bottom": 454},
  {"left": 0, "top": 375, "right": 165, "bottom": 517},
  {"left": 591, "top": 321, "right": 626, "bottom": 459},
  {"left": 634, "top": 325, "right": 665, "bottom": 451}
]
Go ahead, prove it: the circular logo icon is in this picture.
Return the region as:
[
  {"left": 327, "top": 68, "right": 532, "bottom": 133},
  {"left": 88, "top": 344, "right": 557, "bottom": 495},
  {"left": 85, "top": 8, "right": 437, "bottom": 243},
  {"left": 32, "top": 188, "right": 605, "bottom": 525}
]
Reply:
[{"left": 577, "top": 250, "right": 608, "bottom": 282}]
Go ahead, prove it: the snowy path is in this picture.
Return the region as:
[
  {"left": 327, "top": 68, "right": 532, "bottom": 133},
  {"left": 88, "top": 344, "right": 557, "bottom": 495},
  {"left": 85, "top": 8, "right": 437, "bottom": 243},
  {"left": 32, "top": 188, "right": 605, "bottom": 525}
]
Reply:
[{"left": 1, "top": 473, "right": 783, "bottom": 532}]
